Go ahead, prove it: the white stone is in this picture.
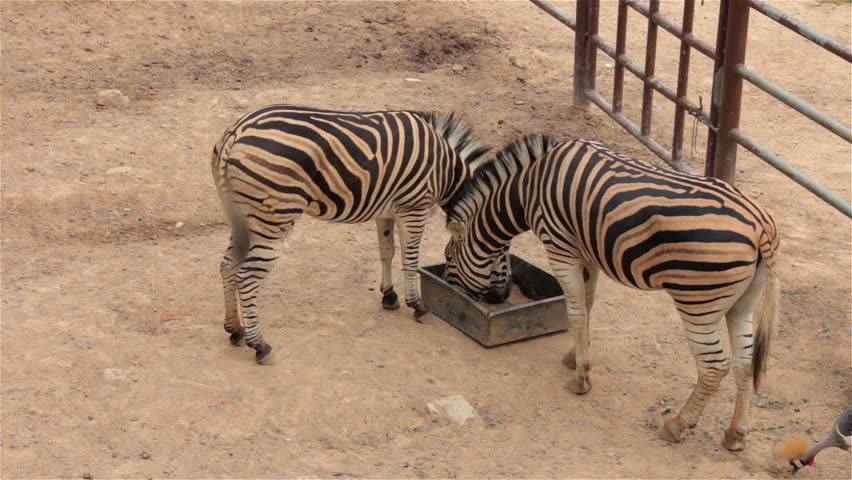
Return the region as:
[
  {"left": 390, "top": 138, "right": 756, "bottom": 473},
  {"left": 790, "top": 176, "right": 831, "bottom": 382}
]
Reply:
[
  {"left": 106, "top": 166, "right": 133, "bottom": 175},
  {"left": 426, "top": 394, "right": 476, "bottom": 426},
  {"left": 404, "top": 77, "right": 423, "bottom": 82},
  {"left": 175, "top": 221, "right": 185, "bottom": 229},
  {"left": 96, "top": 89, "right": 130, "bottom": 108},
  {"left": 102, "top": 368, "right": 129, "bottom": 382}
]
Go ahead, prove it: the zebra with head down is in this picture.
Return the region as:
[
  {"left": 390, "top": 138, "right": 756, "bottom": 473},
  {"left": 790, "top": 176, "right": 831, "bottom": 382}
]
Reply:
[
  {"left": 442, "top": 134, "right": 780, "bottom": 451},
  {"left": 212, "top": 105, "right": 490, "bottom": 364}
]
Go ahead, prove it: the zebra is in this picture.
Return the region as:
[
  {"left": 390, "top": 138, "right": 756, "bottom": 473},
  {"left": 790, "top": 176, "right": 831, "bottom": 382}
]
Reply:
[
  {"left": 212, "top": 104, "right": 490, "bottom": 364},
  {"left": 441, "top": 135, "right": 780, "bottom": 451}
]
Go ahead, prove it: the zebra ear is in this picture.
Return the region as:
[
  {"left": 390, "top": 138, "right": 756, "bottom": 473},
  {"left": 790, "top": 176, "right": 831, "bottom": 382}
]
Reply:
[{"left": 447, "top": 220, "right": 465, "bottom": 240}]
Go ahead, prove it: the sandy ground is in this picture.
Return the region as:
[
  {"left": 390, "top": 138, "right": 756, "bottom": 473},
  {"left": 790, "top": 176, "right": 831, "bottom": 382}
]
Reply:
[{"left": 1, "top": 1, "right": 850, "bottom": 478}]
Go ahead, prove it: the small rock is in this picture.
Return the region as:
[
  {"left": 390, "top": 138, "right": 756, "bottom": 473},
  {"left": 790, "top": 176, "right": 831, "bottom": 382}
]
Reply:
[
  {"left": 514, "top": 100, "right": 526, "bottom": 106},
  {"left": 140, "top": 451, "right": 151, "bottom": 460},
  {"left": 25, "top": 166, "right": 36, "bottom": 172},
  {"left": 404, "top": 77, "right": 423, "bottom": 83},
  {"left": 102, "top": 368, "right": 129, "bottom": 382},
  {"left": 96, "top": 89, "right": 130, "bottom": 108},
  {"left": 106, "top": 166, "right": 133, "bottom": 175},
  {"left": 175, "top": 221, "right": 185, "bottom": 229},
  {"left": 83, "top": 474, "right": 93, "bottom": 480},
  {"left": 426, "top": 395, "right": 476, "bottom": 426},
  {"left": 451, "top": 64, "right": 465, "bottom": 74}
]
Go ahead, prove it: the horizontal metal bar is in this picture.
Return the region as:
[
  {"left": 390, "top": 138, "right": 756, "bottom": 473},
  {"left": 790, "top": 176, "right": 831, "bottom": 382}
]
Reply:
[
  {"left": 623, "top": 0, "right": 716, "bottom": 59},
  {"left": 737, "top": 65, "right": 852, "bottom": 143},
  {"left": 528, "top": 0, "right": 577, "bottom": 31},
  {"left": 747, "top": 0, "right": 852, "bottom": 63},
  {"left": 730, "top": 129, "right": 852, "bottom": 218},
  {"left": 585, "top": 89, "right": 695, "bottom": 174},
  {"left": 591, "top": 33, "right": 716, "bottom": 131}
]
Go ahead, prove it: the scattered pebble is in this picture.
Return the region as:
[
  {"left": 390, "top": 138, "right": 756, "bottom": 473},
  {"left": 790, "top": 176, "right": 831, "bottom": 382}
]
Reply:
[
  {"left": 96, "top": 89, "right": 130, "bottom": 108},
  {"left": 451, "top": 64, "right": 465, "bottom": 74},
  {"left": 83, "top": 473, "right": 93, "bottom": 480},
  {"left": 514, "top": 100, "right": 526, "bottom": 106},
  {"left": 106, "top": 166, "right": 133, "bottom": 175},
  {"left": 140, "top": 451, "right": 151, "bottom": 460},
  {"left": 175, "top": 221, "right": 185, "bottom": 229},
  {"left": 404, "top": 77, "right": 423, "bottom": 83},
  {"left": 426, "top": 395, "right": 476, "bottom": 426}
]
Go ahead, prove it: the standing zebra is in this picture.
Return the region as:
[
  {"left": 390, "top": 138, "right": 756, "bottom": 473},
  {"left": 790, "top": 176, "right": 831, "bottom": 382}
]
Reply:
[
  {"left": 212, "top": 105, "right": 490, "bottom": 364},
  {"left": 442, "top": 135, "right": 780, "bottom": 451}
]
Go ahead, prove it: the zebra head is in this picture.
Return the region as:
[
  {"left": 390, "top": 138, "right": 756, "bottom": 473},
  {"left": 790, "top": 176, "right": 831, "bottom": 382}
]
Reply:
[{"left": 442, "top": 216, "right": 510, "bottom": 301}]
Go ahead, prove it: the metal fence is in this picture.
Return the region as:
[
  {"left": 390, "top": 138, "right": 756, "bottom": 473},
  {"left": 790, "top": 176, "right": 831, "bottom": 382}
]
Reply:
[{"left": 530, "top": 0, "right": 851, "bottom": 218}]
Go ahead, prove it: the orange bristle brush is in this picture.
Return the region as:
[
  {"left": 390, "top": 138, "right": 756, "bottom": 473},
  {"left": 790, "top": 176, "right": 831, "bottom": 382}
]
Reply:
[{"left": 776, "top": 433, "right": 815, "bottom": 471}]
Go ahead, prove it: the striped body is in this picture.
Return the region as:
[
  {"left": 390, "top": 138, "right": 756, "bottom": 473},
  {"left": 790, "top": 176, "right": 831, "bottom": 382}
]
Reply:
[
  {"left": 213, "top": 105, "right": 488, "bottom": 363},
  {"left": 443, "top": 135, "right": 780, "bottom": 450}
]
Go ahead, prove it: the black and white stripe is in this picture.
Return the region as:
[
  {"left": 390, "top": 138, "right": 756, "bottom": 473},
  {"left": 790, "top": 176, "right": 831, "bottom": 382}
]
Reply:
[
  {"left": 212, "top": 104, "right": 489, "bottom": 363},
  {"left": 443, "top": 135, "right": 780, "bottom": 451}
]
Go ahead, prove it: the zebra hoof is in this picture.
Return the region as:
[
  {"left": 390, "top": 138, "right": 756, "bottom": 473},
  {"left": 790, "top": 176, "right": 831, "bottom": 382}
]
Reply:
[
  {"left": 659, "top": 417, "right": 688, "bottom": 443},
  {"left": 256, "top": 349, "right": 278, "bottom": 365},
  {"left": 381, "top": 291, "right": 400, "bottom": 310},
  {"left": 413, "top": 305, "right": 430, "bottom": 323},
  {"left": 229, "top": 331, "right": 245, "bottom": 346},
  {"left": 722, "top": 427, "right": 747, "bottom": 451},
  {"left": 566, "top": 374, "right": 591, "bottom": 394},
  {"left": 562, "top": 350, "right": 577, "bottom": 369}
]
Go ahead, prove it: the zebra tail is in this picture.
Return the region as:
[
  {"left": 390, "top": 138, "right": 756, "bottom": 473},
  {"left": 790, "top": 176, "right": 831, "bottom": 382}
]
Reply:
[
  {"left": 751, "top": 254, "right": 779, "bottom": 391},
  {"left": 212, "top": 147, "right": 251, "bottom": 265}
]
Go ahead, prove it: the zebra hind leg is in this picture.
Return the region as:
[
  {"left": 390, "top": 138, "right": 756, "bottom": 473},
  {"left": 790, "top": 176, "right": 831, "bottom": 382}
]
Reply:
[
  {"left": 232, "top": 212, "right": 300, "bottom": 365},
  {"left": 220, "top": 236, "right": 245, "bottom": 346},
  {"left": 659, "top": 311, "right": 730, "bottom": 443},
  {"left": 375, "top": 217, "right": 399, "bottom": 310},
  {"left": 721, "top": 264, "right": 768, "bottom": 451}
]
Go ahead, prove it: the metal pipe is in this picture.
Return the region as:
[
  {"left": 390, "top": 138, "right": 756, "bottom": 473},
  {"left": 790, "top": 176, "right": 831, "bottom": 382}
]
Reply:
[
  {"left": 730, "top": 130, "right": 852, "bottom": 218},
  {"left": 713, "top": 0, "right": 750, "bottom": 184},
  {"left": 737, "top": 65, "right": 852, "bottom": 143},
  {"left": 585, "top": 89, "right": 695, "bottom": 174},
  {"left": 705, "top": 0, "right": 730, "bottom": 177},
  {"left": 623, "top": 0, "right": 716, "bottom": 59},
  {"left": 671, "top": 0, "right": 696, "bottom": 163},
  {"left": 640, "top": 0, "right": 660, "bottom": 137},
  {"left": 574, "top": 1, "right": 593, "bottom": 109},
  {"left": 747, "top": 0, "right": 852, "bottom": 63},
  {"left": 528, "top": 0, "right": 577, "bottom": 31},
  {"left": 613, "top": 1, "right": 629, "bottom": 113},
  {"left": 591, "top": 33, "right": 716, "bottom": 130}
]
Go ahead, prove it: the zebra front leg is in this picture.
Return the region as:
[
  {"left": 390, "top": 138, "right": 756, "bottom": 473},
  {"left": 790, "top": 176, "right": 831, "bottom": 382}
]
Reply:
[
  {"left": 721, "top": 264, "right": 767, "bottom": 451},
  {"left": 220, "top": 237, "right": 245, "bottom": 346},
  {"left": 659, "top": 313, "right": 729, "bottom": 443},
  {"left": 375, "top": 217, "right": 399, "bottom": 310},
  {"left": 562, "top": 264, "right": 599, "bottom": 371},
  {"left": 546, "top": 249, "right": 591, "bottom": 394},
  {"left": 395, "top": 209, "right": 429, "bottom": 321}
]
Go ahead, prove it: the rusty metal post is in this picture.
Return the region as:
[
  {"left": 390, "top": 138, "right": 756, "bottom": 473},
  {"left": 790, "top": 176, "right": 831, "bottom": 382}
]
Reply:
[
  {"left": 574, "top": 1, "right": 592, "bottom": 108},
  {"left": 712, "top": 0, "right": 749, "bottom": 184},
  {"left": 640, "top": 0, "right": 660, "bottom": 137},
  {"left": 671, "top": 0, "right": 696, "bottom": 164},
  {"left": 705, "top": 0, "right": 730, "bottom": 176},
  {"left": 574, "top": 0, "right": 599, "bottom": 109},
  {"left": 613, "top": 1, "right": 629, "bottom": 113}
]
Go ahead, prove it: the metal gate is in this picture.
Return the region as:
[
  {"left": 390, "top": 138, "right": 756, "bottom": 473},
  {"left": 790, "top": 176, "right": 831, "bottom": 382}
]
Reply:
[{"left": 529, "top": 0, "right": 851, "bottom": 218}]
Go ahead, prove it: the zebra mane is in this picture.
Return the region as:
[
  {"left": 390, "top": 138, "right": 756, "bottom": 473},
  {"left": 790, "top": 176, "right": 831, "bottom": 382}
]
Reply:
[
  {"left": 415, "top": 111, "right": 492, "bottom": 173},
  {"left": 446, "top": 134, "right": 559, "bottom": 221}
]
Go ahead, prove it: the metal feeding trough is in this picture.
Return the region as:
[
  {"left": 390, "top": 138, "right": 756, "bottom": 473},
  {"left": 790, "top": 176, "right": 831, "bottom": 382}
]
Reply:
[{"left": 418, "top": 254, "right": 567, "bottom": 347}]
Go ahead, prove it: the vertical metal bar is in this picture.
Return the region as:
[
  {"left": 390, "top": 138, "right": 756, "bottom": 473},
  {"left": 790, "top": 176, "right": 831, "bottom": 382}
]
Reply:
[
  {"left": 613, "top": 1, "right": 629, "bottom": 113},
  {"left": 640, "top": 0, "right": 660, "bottom": 137},
  {"left": 671, "top": 0, "right": 695, "bottom": 165},
  {"left": 574, "top": 1, "right": 592, "bottom": 109},
  {"left": 705, "top": 0, "right": 729, "bottom": 176},
  {"left": 588, "top": 0, "right": 600, "bottom": 101},
  {"left": 713, "top": 0, "right": 750, "bottom": 184}
]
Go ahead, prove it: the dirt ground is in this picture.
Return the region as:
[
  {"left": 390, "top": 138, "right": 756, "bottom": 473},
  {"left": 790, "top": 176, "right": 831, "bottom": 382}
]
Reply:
[{"left": 1, "top": 1, "right": 850, "bottom": 478}]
